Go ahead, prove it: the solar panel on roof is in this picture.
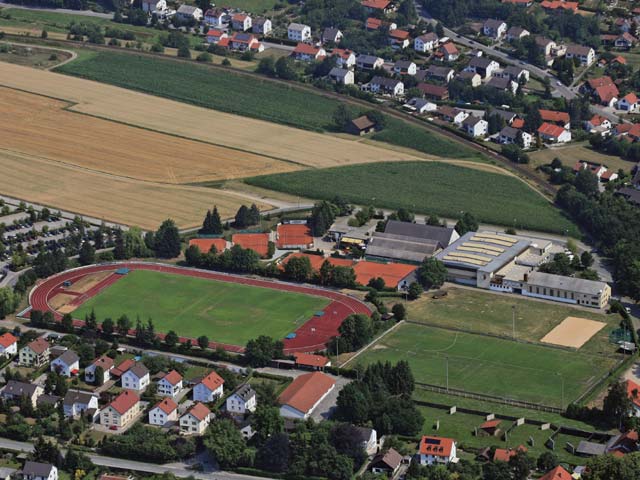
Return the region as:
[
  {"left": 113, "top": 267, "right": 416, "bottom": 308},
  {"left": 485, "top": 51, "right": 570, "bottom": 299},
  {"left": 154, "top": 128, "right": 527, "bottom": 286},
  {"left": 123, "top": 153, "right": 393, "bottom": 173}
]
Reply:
[
  {"left": 424, "top": 438, "right": 441, "bottom": 445},
  {"left": 458, "top": 246, "right": 500, "bottom": 256},
  {"left": 470, "top": 236, "right": 513, "bottom": 247},
  {"left": 449, "top": 251, "right": 492, "bottom": 262},
  {"left": 463, "top": 242, "right": 504, "bottom": 253},
  {"left": 474, "top": 233, "right": 517, "bottom": 244},
  {"left": 443, "top": 255, "right": 488, "bottom": 266}
]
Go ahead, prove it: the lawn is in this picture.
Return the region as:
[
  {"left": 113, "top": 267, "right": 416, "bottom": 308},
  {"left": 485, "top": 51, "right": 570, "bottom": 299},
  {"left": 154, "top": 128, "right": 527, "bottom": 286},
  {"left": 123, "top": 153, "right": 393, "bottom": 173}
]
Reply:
[
  {"left": 73, "top": 269, "right": 329, "bottom": 345},
  {"left": 404, "top": 287, "right": 617, "bottom": 354},
  {"left": 356, "top": 323, "right": 618, "bottom": 408},
  {"left": 246, "top": 161, "right": 578, "bottom": 234},
  {"left": 529, "top": 141, "right": 636, "bottom": 174},
  {"left": 54, "top": 50, "right": 476, "bottom": 158}
]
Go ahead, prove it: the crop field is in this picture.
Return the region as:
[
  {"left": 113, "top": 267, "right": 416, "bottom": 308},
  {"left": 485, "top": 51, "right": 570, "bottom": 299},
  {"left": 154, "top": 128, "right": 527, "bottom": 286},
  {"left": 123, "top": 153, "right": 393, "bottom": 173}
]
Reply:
[
  {"left": 406, "top": 287, "right": 615, "bottom": 354},
  {"left": 53, "top": 50, "right": 476, "bottom": 158},
  {"left": 246, "top": 162, "right": 578, "bottom": 234},
  {"left": 357, "top": 323, "right": 618, "bottom": 408},
  {"left": 73, "top": 270, "right": 330, "bottom": 345},
  {"left": 0, "top": 44, "right": 72, "bottom": 69}
]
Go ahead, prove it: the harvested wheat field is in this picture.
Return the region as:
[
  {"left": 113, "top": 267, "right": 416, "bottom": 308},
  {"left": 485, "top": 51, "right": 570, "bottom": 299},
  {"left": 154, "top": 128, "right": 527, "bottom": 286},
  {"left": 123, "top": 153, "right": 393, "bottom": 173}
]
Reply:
[
  {"left": 0, "top": 149, "right": 267, "bottom": 230},
  {"left": 0, "top": 63, "right": 422, "bottom": 168},
  {"left": 1, "top": 87, "right": 298, "bottom": 184}
]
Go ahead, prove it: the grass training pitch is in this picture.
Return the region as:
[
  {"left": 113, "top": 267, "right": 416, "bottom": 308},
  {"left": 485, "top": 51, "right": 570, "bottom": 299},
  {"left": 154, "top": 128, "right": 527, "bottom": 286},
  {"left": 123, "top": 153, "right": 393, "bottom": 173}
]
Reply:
[
  {"left": 73, "top": 270, "right": 330, "bottom": 345},
  {"left": 357, "top": 323, "right": 618, "bottom": 408},
  {"left": 246, "top": 162, "right": 578, "bottom": 234}
]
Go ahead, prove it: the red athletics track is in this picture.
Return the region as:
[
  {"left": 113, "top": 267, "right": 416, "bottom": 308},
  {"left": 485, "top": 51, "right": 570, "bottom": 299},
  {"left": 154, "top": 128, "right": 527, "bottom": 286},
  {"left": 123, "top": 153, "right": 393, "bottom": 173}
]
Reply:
[{"left": 28, "top": 262, "right": 371, "bottom": 354}]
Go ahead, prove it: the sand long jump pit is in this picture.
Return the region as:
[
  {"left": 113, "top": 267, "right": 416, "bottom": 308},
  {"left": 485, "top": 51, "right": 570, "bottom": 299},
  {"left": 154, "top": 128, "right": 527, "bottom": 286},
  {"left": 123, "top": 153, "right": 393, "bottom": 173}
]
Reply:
[{"left": 541, "top": 316, "right": 607, "bottom": 349}]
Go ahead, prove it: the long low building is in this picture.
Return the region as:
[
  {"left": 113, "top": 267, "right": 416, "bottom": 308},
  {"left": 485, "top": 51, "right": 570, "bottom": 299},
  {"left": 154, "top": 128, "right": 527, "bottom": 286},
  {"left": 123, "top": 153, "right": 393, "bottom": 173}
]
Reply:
[
  {"left": 365, "top": 232, "right": 441, "bottom": 264},
  {"left": 521, "top": 271, "right": 611, "bottom": 309},
  {"left": 278, "top": 372, "right": 335, "bottom": 420}
]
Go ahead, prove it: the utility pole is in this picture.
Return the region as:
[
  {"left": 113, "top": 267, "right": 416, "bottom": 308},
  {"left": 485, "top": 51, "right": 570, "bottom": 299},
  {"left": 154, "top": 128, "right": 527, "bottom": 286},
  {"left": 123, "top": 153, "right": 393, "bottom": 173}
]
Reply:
[
  {"left": 512, "top": 305, "right": 516, "bottom": 340},
  {"left": 445, "top": 356, "right": 449, "bottom": 392}
]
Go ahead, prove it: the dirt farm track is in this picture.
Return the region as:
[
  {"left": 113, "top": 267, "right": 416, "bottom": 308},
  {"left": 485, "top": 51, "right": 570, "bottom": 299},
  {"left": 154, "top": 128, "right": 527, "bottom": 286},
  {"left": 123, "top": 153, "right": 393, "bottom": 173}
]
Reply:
[{"left": 28, "top": 262, "right": 371, "bottom": 354}]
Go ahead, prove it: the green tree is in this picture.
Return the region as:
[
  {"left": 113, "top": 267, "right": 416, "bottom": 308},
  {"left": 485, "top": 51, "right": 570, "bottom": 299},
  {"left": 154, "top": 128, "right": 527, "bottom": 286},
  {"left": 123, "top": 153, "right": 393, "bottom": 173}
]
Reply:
[
  {"left": 603, "top": 381, "right": 633, "bottom": 427},
  {"left": 164, "top": 330, "right": 179, "bottom": 348},
  {"left": 581, "top": 251, "right": 594, "bottom": 268},
  {"left": 61, "top": 314, "right": 74, "bottom": 333},
  {"left": 117, "top": 314, "right": 132, "bottom": 336},
  {"left": 536, "top": 451, "right": 558, "bottom": 472},
  {"left": 509, "top": 450, "right": 535, "bottom": 480},
  {"left": 455, "top": 212, "right": 479, "bottom": 235},
  {"left": 245, "top": 336, "right": 284, "bottom": 367},
  {"left": 177, "top": 45, "right": 191, "bottom": 58},
  {"left": 78, "top": 241, "right": 95, "bottom": 266},
  {"left": 575, "top": 169, "right": 599, "bottom": 197},
  {"left": 197, "top": 335, "right": 209, "bottom": 350},
  {"left": 253, "top": 405, "right": 284, "bottom": 443},
  {"left": 154, "top": 219, "right": 181, "bottom": 258},
  {"left": 284, "top": 256, "right": 313, "bottom": 282},
  {"left": 333, "top": 104, "right": 352, "bottom": 131},
  {"left": 391, "top": 303, "right": 406, "bottom": 321},
  {"left": 255, "top": 432, "right": 289, "bottom": 472},
  {"left": 184, "top": 244, "right": 202, "bottom": 267},
  {"left": 0, "top": 287, "right": 19, "bottom": 319},
  {"left": 234, "top": 205, "right": 251, "bottom": 228},
  {"left": 417, "top": 257, "right": 447, "bottom": 289},
  {"left": 407, "top": 282, "right": 423, "bottom": 300},
  {"left": 275, "top": 56, "right": 297, "bottom": 80},
  {"left": 203, "top": 419, "right": 248, "bottom": 469},
  {"left": 257, "top": 57, "right": 276, "bottom": 76}
]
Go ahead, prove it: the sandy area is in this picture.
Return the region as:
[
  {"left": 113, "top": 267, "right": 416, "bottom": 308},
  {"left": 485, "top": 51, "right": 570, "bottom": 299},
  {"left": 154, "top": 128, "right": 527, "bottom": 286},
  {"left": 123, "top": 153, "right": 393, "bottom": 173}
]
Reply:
[{"left": 541, "top": 316, "right": 606, "bottom": 349}]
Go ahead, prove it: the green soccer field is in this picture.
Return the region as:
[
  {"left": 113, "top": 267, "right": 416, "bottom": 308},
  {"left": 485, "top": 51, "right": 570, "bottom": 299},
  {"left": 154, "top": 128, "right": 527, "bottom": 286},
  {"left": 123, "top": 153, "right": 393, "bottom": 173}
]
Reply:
[
  {"left": 356, "top": 323, "right": 619, "bottom": 408},
  {"left": 73, "top": 270, "right": 329, "bottom": 345}
]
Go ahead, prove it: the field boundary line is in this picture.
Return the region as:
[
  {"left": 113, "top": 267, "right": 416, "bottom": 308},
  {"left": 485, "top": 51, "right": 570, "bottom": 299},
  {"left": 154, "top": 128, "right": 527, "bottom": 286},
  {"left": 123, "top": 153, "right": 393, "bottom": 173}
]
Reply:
[{"left": 341, "top": 319, "right": 405, "bottom": 368}]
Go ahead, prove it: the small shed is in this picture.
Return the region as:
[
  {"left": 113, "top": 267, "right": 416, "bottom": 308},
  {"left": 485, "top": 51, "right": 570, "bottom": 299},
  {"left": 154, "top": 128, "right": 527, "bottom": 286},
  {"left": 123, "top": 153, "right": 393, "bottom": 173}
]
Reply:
[{"left": 346, "top": 115, "right": 376, "bottom": 136}]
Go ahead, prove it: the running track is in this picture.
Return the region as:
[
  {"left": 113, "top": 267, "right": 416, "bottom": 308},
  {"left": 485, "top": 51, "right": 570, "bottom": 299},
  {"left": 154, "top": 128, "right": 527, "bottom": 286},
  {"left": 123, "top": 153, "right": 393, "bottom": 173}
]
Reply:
[{"left": 28, "top": 262, "right": 371, "bottom": 354}]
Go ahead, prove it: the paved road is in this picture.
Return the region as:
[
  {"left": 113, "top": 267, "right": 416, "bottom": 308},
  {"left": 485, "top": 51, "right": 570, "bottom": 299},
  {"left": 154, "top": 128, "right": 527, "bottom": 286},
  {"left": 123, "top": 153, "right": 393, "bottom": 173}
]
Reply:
[{"left": 0, "top": 2, "right": 113, "bottom": 18}]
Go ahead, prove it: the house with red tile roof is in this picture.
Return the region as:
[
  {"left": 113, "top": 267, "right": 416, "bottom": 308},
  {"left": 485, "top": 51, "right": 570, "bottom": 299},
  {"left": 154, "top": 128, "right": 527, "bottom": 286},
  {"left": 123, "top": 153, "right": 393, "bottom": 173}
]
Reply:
[
  {"left": 361, "top": 0, "right": 394, "bottom": 13},
  {"left": 539, "top": 109, "right": 570, "bottom": 129},
  {"left": 226, "top": 32, "right": 264, "bottom": 53},
  {"left": 606, "top": 430, "right": 639, "bottom": 457},
  {"left": 538, "top": 122, "right": 571, "bottom": 143},
  {"left": 111, "top": 358, "right": 135, "bottom": 378},
  {"left": 148, "top": 397, "right": 178, "bottom": 426},
  {"left": 100, "top": 390, "right": 141, "bottom": 429},
  {"left": 188, "top": 238, "right": 227, "bottom": 254},
  {"left": 206, "top": 29, "right": 227, "bottom": 44},
  {"left": 277, "top": 224, "right": 314, "bottom": 249},
  {"left": 539, "top": 465, "right": 572, "bottom": 480},
  {"left": 479, "top": 419, "right": 502, "bottom": 435},
  {"left": 615, "top": 32, "right": 637, "bottom": 50},
  {"left": 232, "top": 232, "right": 271, "bottom": 258},
  {"left": 417, "top": 83, "right": 449, "bottom": 100},
  {"left": 157, "top": 370, "right": 183, "bottom": 398},
  {"left": 85, "top": 355, "right": 114, "bottom": 385},
  {"left": 293, "top": 352, "right": 331, "bottom": 370},
  {"left": 278, "top": 371, "right": 335, "bottom": 419},
  {"left": 231, "top": 13, "right": 251, "bottom": 31},
  {"left": 0, "top": 332, "right": 18, "bottom": 357},
  {"left": 626, "top": 379, "right": 640, "bottom": 416},
  {"left": 193, "top": 371, "right": 225, "bottom": 403},
  {"left": 180, "top": 402, "right": 211, "bottom": 434},
  {"left": 493, "top": 445, "right": 527, "bottom": 462},
  {"left": 437, "top": 42, "right": 459, "bottom": 62},
  {"left": 584, "top": 114, "right": 612, "bottom": 133},
  {"left": 388, "top": 29, "right": 410, "bottom": 49},
  {"left": 541, "top": 0, "right": 578, "bottom": 12},
  {"left": 19, "top": 337, "right": 50, "bottom": 367},
  {"left": 291, "top": 43, "right": 327, "bottom": 62},
  {"left": 618, "top": 93, "right": 640, "bottom": 113},
  {"left": 418, "top": 436, "right": 457, "bottom": 465}
]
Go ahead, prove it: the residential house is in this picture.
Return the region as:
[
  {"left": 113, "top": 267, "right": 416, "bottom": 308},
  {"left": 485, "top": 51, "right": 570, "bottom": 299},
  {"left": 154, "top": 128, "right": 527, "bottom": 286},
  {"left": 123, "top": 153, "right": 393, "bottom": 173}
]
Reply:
[
  {"left": 539, "top": 466, "right": 572, "bottom": 480},
  {"left": 121, "top": 363, "right": 150, "bottom": 392},
  {"left": 293, "top": 352, "right": 331, "bottom": 370},
  {"left": 51, "top": 350, "right": 79, "bottom": 377},
  {"left": 437, "top": 42, "right": 458, "bottom": 61},
  {"left": 157, "top": 370, "right": 183, "bottom": 397},
  {"left": 418, "top": 436, "right": 457, "bottom": 465},
  {"left": 584, "top": 114, "right": 612, "bottom": 134},
  {"left": 498, "top": 126, "right": 532, "bottom": 149},
  {"left": 0, "top": 332, "right": 17, "bottom": 357},
  {"left": 486, "top": 76, "right": 518, "bottom": 94},
  {"left": 483, "top": 19, "right": 507, "bottom": 40},
  {"left": 388, "top": 29, "right": 410, "bottom": 49},
  {"left": 204, "top": 8, "right": 226, "bottom": 26},
  {"left": 502, "top": 0, "right": 533, "bottom": 6},
  {"left": 583, "top": 76, "right": 620, "bottom": 107},
  {"left": 361, "top": 0, "right": 394, "bottom": 13},
  {"left": 615, "top": 32, "right": 637, "bottom": 50},
  {"left": 226, "top": 384, "right": 257, "bottom": 415},
  {"left": 541, "top": 0, "right": 578, "bottom": 12},
  {"left": 288, "top": 23, "right": 311, "bottom": 42},
  {"left": 538, "top": 123, "right": 572, "bottom": 143},
  {"left": 63, "top": 390, "right": 99, "bottom": 419},
  {"left": 328, "top": 67, "right": 354, "bottom": 85},
  {"left": 458, "top": 71, "right": 482, "bottom": 87},
  {"left": 331, "top": 48, "right": 356, "bottom": 68},
  {"left": 19, "top": 337, "right": 50, "bottom": 367},
  {"left": 462, "top": 116, "right": 488, "bottom": 137},
  {"left": 206, "top": 29, "right": 227, "bottom": 44},
  {"left": 626, "top": 379, "right": 640, "bottom": 416},
  {"left": 365, "top": 17, "right": 393, "bottom": 31},
  {"left": 426, "top": 65, "right": 455, "bottom": 83},
  {"left": 180, "top": 402, "right": 211, "bottom": 435},
  {"left": 252, "top": 17, "right": 272, "bottom": 36},
  {"left": 403, "top": 97, "right": 437, "bottom": 114},
  {"left": 0, "top": 467, "right": 16, "bottom": 480},
  {"left": 278, "top": 371, "right": 335, "bottom": 419},
  {"left": 346, "top": 116, "right": 376, "bottom": 135},
  {"left": 465, "top": 57, "right": 500, "bottom": 79},
  {"left": 573, "top": 160, "right": 609, "bottom": 179},
  {"left": 356, "top": 54, "right": 384, "bottom": 70},
  {"left": 85, "top": 355, "right": 114, "bottom": 385},
  {"left": 539, "top": 109, "right": 571, "bottom": 129},
  {"left": 18, "top": 463, "right": 57, "bottom": 480},
  {"left": 231, "top": 13, "right": 251, "bottom": 31},
  {"left": 506, "top": 26, "right": 529, "bottom": 42},
  {"left": 534, "top": 36, "right": 556, "bottom": 56},
  {"left": 501, "top": 65, "right": 529, "bottom": 83},
  {"left": 149, "top": 397, "right": 178, "bottom": 426},
  {"left": 193, "top": 371, "right": 225, "bottom": 403},
  {"left": 100, "top": 390, "right": 141, "bottom": 429},
  {"left": 414, "top": 32, "right": 438, "bottom": 53},
  {"left": 493, "top": 445, "right": 528, "bottom": 462},
  {"left": 224, "top": 32, "right": 264, "bottom": 53},
  {"left": 176, "top": 5, "right": 203, "bottom": 22},
  {"left": 618, "top": 93, "right": 639, "bottom": 112},
  {"left": 393, "top": 60, "right": 417, "bottom": 75},
  {"left": 291, "top": 43, "right": 326, "bottom": 62},
  {"left": 355, "top": 427, "right": 378, "bottom": 455},
  {"left": 0, "top": 380, "right": 43, "bottom": 407},
  {"left": 142, "top": 0, "right": 166, "bottom": 13},
  {"left": 369, "top": 448, "right": 403, "bottom": 476},
  {"left": 366, "top": 76, "right": 404, "bottom": 96},
  {"left": 566, "top": 45, "right": 595, "bottom": 66},
  {"left": 322, "top": 27, "right": 342, "bottom": 44},
  {"left": 418, "top": 83, "right": 448, "bottom": 100}
]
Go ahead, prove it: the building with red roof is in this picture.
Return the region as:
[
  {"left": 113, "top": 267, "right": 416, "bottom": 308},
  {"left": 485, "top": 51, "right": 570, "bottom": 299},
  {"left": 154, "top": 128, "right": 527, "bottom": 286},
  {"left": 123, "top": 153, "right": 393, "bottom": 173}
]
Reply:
[
  {"left": 361, "top": 0, "right": 393, "bottom": 12},
  {"left": 479, "top": 419, "right": 502, "bottom": 435},
  {"left": 100, "top": 390, "right": 141, "bottom": 429},
  {"left": 607, "top": 430, "right": 639, "bottom": 457},
  {"left": 493, "top": 445, "right": 527, "bottom": 462},
  {"left": 539, "top": 466, "right": 572, "bottom": 480},
  {"left": 539, "top": 109, "right": 570, "bottom": 129},
  {"left": 538, "top": 122, "right": 572, "bottom": 143},
  {"left": 618, "top": 93, "right": 639, "bottom": 113},
  {"left": 158, "top": 370, "right": 183, "bottom": 397},
  {"left": 85, "top": 355, "right": 115, "bottom": 385},
  {"left": 389, "top": 29, "right": 410, "bottom": 49},
  {"left": 352, "top": 260, "right": 417, "bottom": 289},
  {"left": 418, "top": 436, "right": 457, "bottom": 465},
  {"left": 180, "top": 402, "right": 212, "bottom": 434},
  {"left": 232, "top": 232, "right": 271, "bottom": 258},
  {"left": 291, "top": 43, "right": 327, "bottom": 62},
  {"left": 437, "top": 42, "right": 459, "bottom": 62},
  {"left": 626, "top": 380, "right": 640, "bottom": 415},
  {"left": 189, "top": 238, "right": 227, "bottom": 254},
  {"left": 293, "top": 352, "right": 331, "bottom": 370},
  {"left": 280, "top": 252, "right": 354, "bottom": 274},
  {"left": 0, "top": 332, "right": 18, "bottom": 357},
  {"left": 511, "top": 117, "right": 525, "bottom": 129},
  {"left": 418, "top": 83, "right": 449, "bottom": 100},
  {"left": 365, "top": 17, "right": 383, "bottom": 30},
  {"left": 277, "top": 223, "right": 314, "bottom": 249},
  {"left": 111, "top": 358, "right": 135, "bottom": 378},
  {"left": 193, "top": 371, "right": 225, "bottom": 403},
  {"left": 149, "top": 397, "right": 178, "bottom": 426},
  {"left": 541, "top": 0, "right": 578, "bottom": 12},
  {"left": 278, "top": 371, "right": 335, "bottom": 419},
  {"left": 206, "top": 29, "right": 227, "bottom": 44}
]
